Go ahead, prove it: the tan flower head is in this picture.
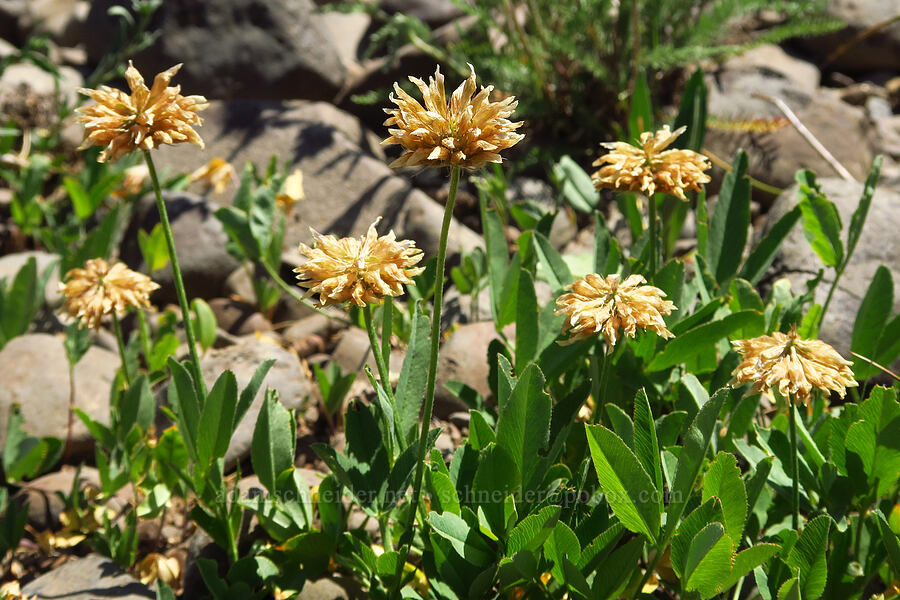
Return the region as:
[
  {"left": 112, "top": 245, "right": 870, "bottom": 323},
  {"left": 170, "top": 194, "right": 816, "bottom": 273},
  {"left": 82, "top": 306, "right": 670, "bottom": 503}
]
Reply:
[
  {"left": 555, "top": 273, "right": 675, "bottom": 348},
  {"left": 112, "top": 164, "right": 150, "bottom": 198},
  {"left": 592, "top": 125, "right": 711, "bottom": 201},
  {"left": 294, "top": 218, "right": 424, "bottom": 307},
  {"left": 276, "top": 168, "right": 305, "bottom": 213},
  {"left": 60, "top": 258, "right": 160, "bottom": 329},
  {"left": 76, "top": 61, "right": 208, "bottom": 162},
  {"left": 731, "top": 329, "right": 857, "bottom": 403},
  {"left": 189, "top": 157, "right": 235, "bottom": 194},
  {"left": 382, "top": 64, "right": 524, "bottom": 169}
]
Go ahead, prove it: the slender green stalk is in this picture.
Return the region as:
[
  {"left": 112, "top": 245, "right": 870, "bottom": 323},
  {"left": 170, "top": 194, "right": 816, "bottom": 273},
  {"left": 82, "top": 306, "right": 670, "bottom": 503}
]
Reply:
[
  {"left": 111, "top": 312, "right": 131, "bottom": 387},
  {"left": 789, "top": 402, "right": 800, "bottom": 529},
  {"left": 589, "top": 350, "right": 611, "bottom": 425},
  {"left": 382, "top": 297, "right": 393, "bottom": 378},
  {"left": 391, "top": 165, "right": 461, "bottom": 599},
  {"left": 647, "top": 193, "right": 658, "bottom": 279},
  {"left": 364, "top": 303, "right": 400, "bottom": 458},
  {"left": 261, "top": 259, "right": 352, "bottom": 326},
  {"left": 142, "top": 150, "right": 206, "bottom": 399},
  {"left": 137, "top": 310, "right": 152, "bottom": 369}
]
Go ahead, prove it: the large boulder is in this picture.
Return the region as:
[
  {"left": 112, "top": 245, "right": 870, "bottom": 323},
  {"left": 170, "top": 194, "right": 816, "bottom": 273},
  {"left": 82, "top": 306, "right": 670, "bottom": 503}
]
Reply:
[
  {"left": 22, "top": 553, "right": 153, "bottom": 599},
  {"left": 762, "top": 177, "right": 900, "bottom": 361},
  {"left": 121, "top": 191, "right": 240, "bottom": 302},
  {"left": 0, "top": 334, "right": 117, "bottom": 460},
  {"left": 85, "top": 0, "right": 346, "bottom": 101},
  {"left": 704, "top": 45, "right": 874, "bottom": 199},
  {"left": 152, "top": 99, "right": 483, "bottom": 259}
]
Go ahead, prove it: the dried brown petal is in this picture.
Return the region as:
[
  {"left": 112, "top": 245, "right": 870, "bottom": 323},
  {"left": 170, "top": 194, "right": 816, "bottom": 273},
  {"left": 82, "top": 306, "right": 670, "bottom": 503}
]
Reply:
[
  {"left": 555, "top": 273, "right": 675, "bottom": 348},
  {"left": 189, "top": 157, "right": 235, "bottom": 194},
  {"left": 76, "top": 61, "right": 208, "bottom": 162},
  {"left": 731, "top": 329, "right": 857, "bottom": 402},
  {"left": 294, "top": 218, "right": 424, "bottom": 307},
  {"left": 60, "top": 258, "right": 159, "bottom": 329},
  {"left": 382, "top": 64, "right": 524, "bottom": 169},
  {"left": 592, "top": 126, "right": 710, "bottom": 201}
]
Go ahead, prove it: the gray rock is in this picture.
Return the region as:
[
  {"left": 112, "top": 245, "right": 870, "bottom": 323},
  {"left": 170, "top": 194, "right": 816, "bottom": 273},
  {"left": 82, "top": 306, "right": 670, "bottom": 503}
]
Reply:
[
  {"left": 435, "top": 321, "right": 500, "bottom": 415},
  {"left": 330, "top": 326, "right": 404, "bottom": 380},
  {"left": 763, "top": 177, "right": 900, "bottom": 361},
  {"left": 121, "top": 191, "right": 239, "bottom": 302},
  {"left": 798, "top": 0, "right": 900, "bottom": 72},
  {"left": 207, "top": 297, "right": 273, "bottom": 336},
  {"left": 85, "top": 0, "right": 346, "bottom": 101},
  {"left": 151, "top": 99, "right": 483, "bottom": 259},
  {"left": 379, "top": 0, "right": 463, "bottom": 26},
  {"left": 315, "top": 10, "right": 371, "bottom": 70},
  {"left": 21, "top": 553, "right": 153, "bottom": 599},
  {"left": 199, "top": 336, "right": 312, "bottom": 464},
  {"left": 0, "top": 334, "right": 117, "bottom": 459},
  {"left": 0, "top": 62, "right": 83, "bottom": 128},
  {"left": 298, "top": 578, "right": 350, "bottom": 600},
  {"left": 8, "top": 0, "right": 89, "bottom": 46},
  {"left": 0, "top": 250, "right": 62, "bottom": 307}
]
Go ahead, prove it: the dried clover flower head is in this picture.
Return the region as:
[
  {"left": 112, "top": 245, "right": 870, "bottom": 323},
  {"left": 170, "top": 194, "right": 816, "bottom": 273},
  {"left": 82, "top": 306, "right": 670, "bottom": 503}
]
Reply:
[
  {"left": 555, "top": 273, "right": 675, "bottom": 348},
  {"left": 294, "top": 218, "right": 425, "bottom": 307},
  {"left": 592, "top": 125, "right": 711, "bottom": 201},
  {"left": 276, "top": 168, "right": 305, "bottom": 213},
  {"left": 189, "top": 157, "right": 235, "bottom": 194},
  {"left": 112, "top": 164, "right": 150, "bottom": 198},
  {"left": 382, "top": 64, "right": 524, "bottom": 169},
  {"left": 76, "top": 61, "right": 208, "bottom": 162},
  {"left": 60, "top": 258, "right": 160, "bottom": 329},
  {"left": 731, "top": 329, "right": 857, "bottom": 403}
]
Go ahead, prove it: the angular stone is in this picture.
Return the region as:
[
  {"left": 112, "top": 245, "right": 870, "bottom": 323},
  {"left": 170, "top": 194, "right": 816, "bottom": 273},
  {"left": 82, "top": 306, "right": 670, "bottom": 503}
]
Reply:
[{"left": 22, "top": 553, "right": 153, "bottom": 599}]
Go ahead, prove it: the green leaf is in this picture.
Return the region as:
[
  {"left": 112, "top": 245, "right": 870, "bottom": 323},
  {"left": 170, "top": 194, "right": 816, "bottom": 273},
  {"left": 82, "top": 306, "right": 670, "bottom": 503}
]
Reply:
[
  {"left": 495, "top": 364, "right": 551, "bottom": 491},
  {"left": 428, "top": 511, "right": 494, "bottom": 565},
  {"left": 166, "top": 358, "right": 201, "bottom": 461},
  {"left": 701, "top": 452, "right": 747, "bottom": 541},
  {"left": 251, "top": 389, "right": 295, "bottom": 494},
  {"left": 673, "top": 69, "right": 707, "bottom": 151},
  {"left": 480, "top": 194, "right": 508, "bottom": 323},
  {"left": 707, "top": 150, "right": 751, "bottom": 285},
  {"left": 190, "top": 298, "right": 217, "bottom": 352},
  {"left": 649, "top": 311, "right": 764, "bottom": 371},
  {"left": 665, "top": 390, "right": 726, "bottom": 539},
  {"left": 137, "top": 224, "right": 170, "bottom": 273},
  {"left": 786, "top": 515, "right": 831, "bottom": 600},
  {"left": 585, "top": 425, "right": 660, "bottom": 542},
  {"left": 214, "top": 206, "right": 257, "bottom": 261},
  {"left": 629, "top": 71, "right": 653, "bottom": 142},
  {"left": 739, "top": 206, "right": 802, "bottom": 285},
  {"left": 846, "top": 155, "right": 882, "bottom": 261},
  {"left": 851, "top": 265, "right": 893, "bottom": 379},
  {"left": 196, "top": 370, "right": 239, "bottom": 469},
  {"left": 876, "top": 509, "right": 900, "bottom": 578},
  {"left": 777, "top": 576, "right": 802, "bottom": 600},
  {"left": 63, "top": 176, "right": 97, "bottom": 220},
  {"left": 845, "top": 386, "right": 900, "bottom": 497},
  {"left": 633, "top": 389, "right": 664, "bottom": 514},
  {"left": 507, "top": 505, "right": 560, "bottom": 555},
  {"left": 515, "top": 269, "right": 538, "bottom": 372},
  {"left": 553, "top": 155, "right": 597, "bottom": 213},
  {"left": 684, "top": 522, "right": 734, "bottom": 599},
  {"left": 796, "top": 170, "right": 843, "bottom": 268},
  {"left": 117, "top": 373, "right": 154, "bottom": 438},
  {"left": 591, "top": 537, "right": 644, "bottom": 600},
  {"left": 0, "top": 256, "right": 37, "bottom": 341},
  {"left": 533, "top": 231, "right": 572, "bottom": 292},
  {"left": 234, "top": 359, "right": 274, "bottom": 429}
]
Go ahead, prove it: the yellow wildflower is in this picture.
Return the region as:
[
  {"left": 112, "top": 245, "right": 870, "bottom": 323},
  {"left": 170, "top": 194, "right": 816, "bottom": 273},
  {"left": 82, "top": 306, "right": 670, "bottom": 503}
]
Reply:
[
  {"left": 592, "top": 126, "right": 710, "bottom": 201},
  {"left": 294, "top": 218, "right": 424, "bottom": 307},
  {"left": 76, "top": 61, "right": 208, "bottom": 162},
  {"left": 189, "top": 157, "right": 235, "bottom": 194},
  {"left": 731, "top": 329, "right": 857, "bottom": 403},
  {"left": 60, "top": 258, "right": 159, "bottom": 329},
  {"left": 555, "top": 273, "right": 675, "bottom": 348},
  {"left": 276, "top": 168, "right": 304, "bottom": 213},
  {"left": 382, "top": 64, "right": 524, "bottom": 169}
]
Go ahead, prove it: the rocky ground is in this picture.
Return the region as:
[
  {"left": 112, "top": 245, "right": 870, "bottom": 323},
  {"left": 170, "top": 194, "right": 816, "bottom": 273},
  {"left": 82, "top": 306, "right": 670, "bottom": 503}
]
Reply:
[{"left": 1, "top": 0, "right": 899, "bottom": 598}]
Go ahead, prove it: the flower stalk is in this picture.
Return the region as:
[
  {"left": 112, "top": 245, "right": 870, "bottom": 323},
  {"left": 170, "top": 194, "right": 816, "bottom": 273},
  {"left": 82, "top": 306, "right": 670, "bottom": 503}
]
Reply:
[
  {"left": 788, "top": 401, "right": 800, "bottom": 529},
  {"left": 142, "top": 149, "right": 206, "bottom": 399},
  {"left": 111, "top": 312, "right": 131, "bottom": 387},
  {"left": 392, "top": 164, "right": 461, "bottom": 598}
]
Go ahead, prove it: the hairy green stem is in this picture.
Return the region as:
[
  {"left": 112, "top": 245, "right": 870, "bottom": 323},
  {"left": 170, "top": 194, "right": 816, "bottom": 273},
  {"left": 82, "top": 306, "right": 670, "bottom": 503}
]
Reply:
[
  {"left": 390, "top": 165, "right": 460, "bottom": 599},
  {"left": 111, "top": 312, "right": 131, "bottom": 387},
  {"left": 647, "top": 193, "right": 658, "bottom": 279},
  {"left": 142, "top": 150, "right": 206, "bottom": 399},
  {"left": 137, "top": 310, "right": 152, "bottom": 370},
  {"left": 789, "top": 402, "right": 800, "bottom": 529},
  {"left": 364, "top": 303, "right": 399, "bottom": 458}
]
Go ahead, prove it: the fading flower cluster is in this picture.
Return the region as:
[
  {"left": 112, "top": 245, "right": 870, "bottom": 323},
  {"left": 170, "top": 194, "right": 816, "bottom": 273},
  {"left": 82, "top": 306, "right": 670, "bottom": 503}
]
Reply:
[
  {"left": 382, "top": 64, "right": 524, "bottom": 169},
  {"left": 112, "top": 164, "right": 150, "bottom": 198},
  {"left": 60, "top": 258, "right": 159, "bottom": 329},
  {"left": 77, "top": 61, "right": 208, "bottom": 162},
  {"left": 189, "top": 157, "right": 235, "bottom": 194},
  {"left": 294, "top": 219, "right": 424, "bottom": 307},
  {"left": 731, "top": 329, "right": 857, "bottom": 403},
  {"left": 592, "top": 125, "right": 710, "bottom": 201},
  {"left": 555, "top": 273, "right": 675, "bottom": 348}
]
